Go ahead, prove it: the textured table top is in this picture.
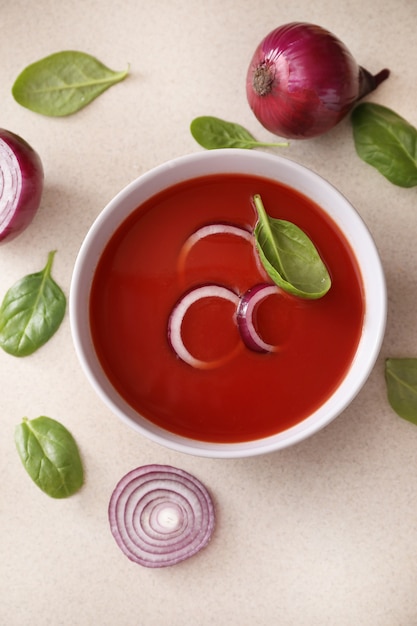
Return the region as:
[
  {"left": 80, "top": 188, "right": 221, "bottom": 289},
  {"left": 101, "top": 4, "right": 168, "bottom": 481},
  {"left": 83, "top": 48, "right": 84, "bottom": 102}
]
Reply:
[{"left": 1, "top": 1, "right": 417, "bottom": 625}]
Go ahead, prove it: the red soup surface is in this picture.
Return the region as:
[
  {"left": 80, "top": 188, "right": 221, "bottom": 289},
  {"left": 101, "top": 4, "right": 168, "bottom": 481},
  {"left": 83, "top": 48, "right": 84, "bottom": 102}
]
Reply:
[{"left": 90, "top": 173, "right": 364, "bottom": 443}]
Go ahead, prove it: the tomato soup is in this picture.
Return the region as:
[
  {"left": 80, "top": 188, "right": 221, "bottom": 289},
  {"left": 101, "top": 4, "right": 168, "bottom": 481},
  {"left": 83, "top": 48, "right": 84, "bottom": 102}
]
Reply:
[{"left": 89, "top": 174, "right": 364, "bottom": 443}]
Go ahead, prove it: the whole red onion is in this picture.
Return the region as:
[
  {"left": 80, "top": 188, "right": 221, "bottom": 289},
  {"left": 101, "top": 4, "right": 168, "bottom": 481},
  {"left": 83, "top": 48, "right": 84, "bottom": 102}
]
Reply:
[{"left": 246, "top": 22, "right": 389, "bottom": 139}]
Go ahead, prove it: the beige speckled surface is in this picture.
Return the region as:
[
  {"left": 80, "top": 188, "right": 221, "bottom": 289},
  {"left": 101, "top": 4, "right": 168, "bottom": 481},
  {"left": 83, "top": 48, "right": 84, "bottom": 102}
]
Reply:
[{"left": 1, "top": 1, "right": 417, "bottom": 625}]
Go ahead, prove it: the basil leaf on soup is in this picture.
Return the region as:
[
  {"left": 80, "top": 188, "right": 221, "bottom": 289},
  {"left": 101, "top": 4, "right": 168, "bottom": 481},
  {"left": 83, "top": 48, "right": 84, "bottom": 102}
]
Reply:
[
  {"left": 15, "top": 416, "right": 84, "bottom": 498},
  {"left": 12, "top": 51, "right": 129, "bottom": 117},
  {"left": 385, "top": 358, "right": 417, "bottom": 425},
  {"left": 0, "top": 250, "right": 66, "bottom": 356},
  {"left": 190, "top": 116, "right": 288, "bottom": 149},
  {"left": 351, "top": 103, "right": 417, "bottom": 187},
  {"left": 253, "top": 194, "right": 331, "bottom": 299}
]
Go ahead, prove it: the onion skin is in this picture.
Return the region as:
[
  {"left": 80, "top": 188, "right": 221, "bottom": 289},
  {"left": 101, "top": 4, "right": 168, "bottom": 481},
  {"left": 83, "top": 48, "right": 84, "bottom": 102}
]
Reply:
[
  {"left": 246, "top": 22, "right": 390, "bottom": 139},
  {"left": 0, "top": 129, "right": 44, "bottom": 243}
]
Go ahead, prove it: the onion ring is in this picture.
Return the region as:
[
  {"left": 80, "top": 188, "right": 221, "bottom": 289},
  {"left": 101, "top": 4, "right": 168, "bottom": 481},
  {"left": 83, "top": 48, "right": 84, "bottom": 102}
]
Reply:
[
  {"left": 177, "top": 223, "right": 253, "bottom": 276},
  {"left": 108, "top": 465, "right": 215, "bottom": 567},
  {"left": 237, "top": 283, "right": 281, "bottom": 353},
  {"left": 168, "top": 284, "right": 241, "bottom": 369}
]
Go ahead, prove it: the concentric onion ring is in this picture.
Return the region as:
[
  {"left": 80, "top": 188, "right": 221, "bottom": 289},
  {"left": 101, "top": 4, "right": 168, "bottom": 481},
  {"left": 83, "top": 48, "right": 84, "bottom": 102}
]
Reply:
[
  {"left": 168, "top": 284, "right": 241, "bottom": 369},
  {"left": 0, "top": 141, "right": 22, "bottom": 229},
  {"left": 0, "top": 129, "right": 44, "bottom": 243},
  {"left": 108, "top": 465, "right": 215, "bottom": 568}
]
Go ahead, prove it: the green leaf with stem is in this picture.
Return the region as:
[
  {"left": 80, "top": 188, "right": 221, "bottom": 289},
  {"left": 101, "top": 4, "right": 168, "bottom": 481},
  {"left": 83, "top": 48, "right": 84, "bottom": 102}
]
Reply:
[
  {"left": 0, "top": 250, "right": 66, "bottom": 356},
  {"left": 12, "top": 51, "right": 129, "bottom": 116},
  {"left": 253, "top": 194, "right": 331, "bottom": 299},
  {"left": 15, "top": 416, "right": 84, "bottom": 498},
  {"left": 190, "top": 116, "right": 289, "bottom": 149}
]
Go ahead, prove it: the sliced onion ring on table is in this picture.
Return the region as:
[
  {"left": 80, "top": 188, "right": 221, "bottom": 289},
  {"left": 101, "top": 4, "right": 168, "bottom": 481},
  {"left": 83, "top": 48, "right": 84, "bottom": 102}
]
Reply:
[
  {"left": 168, "top": 284, "right": 241, "bottom": 369},
  {"left": 108, "top": 465, "right": 215, "bottom": 568},
  {"left": 237, "top": 283, "right": 281, "bottom": 353},
  {"left": 0, "top": 129, "right": 44, "bottom": 243}
]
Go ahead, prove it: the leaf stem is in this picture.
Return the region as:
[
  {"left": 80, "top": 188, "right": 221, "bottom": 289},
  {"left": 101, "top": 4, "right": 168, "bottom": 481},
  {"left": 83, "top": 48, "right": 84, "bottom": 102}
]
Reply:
[
  {"left": 32, "top": 69, "right": 129, "bottom": 94},
  {"left": 253, "top": 194, "right": 285, "bottom": 277},
  {"left": 44, "top": 250, "right": 57, "bottom": 278},
  {"left": 249, "top": 140, "right": 289, "bottom": 148}
]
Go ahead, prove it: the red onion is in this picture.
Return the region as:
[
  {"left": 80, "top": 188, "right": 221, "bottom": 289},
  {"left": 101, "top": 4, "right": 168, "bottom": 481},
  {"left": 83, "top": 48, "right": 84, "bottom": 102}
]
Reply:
[
  {"left": 0, "top": 129, "right": 44, "bottom": 243},
  {"left": 108, "top": 465, "right": 215, "bottom": 568},
  {"left": 237, "top": 283, "right": 280, "bottom": 353},
  {"left": 246, "top": 22, "right": 390, "bottom": 139},
  {"left": 168, "top": 284, "right": 240, "bottom": 369}
]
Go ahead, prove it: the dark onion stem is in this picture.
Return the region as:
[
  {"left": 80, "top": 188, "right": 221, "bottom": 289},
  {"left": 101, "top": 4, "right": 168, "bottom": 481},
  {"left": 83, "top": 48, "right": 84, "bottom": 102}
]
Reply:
[
  {"left": 359, "top": 67, "right": 390, "bottom": 99},
  {"left": 252, "top": 62, "right": 275, "bottom": 96}
]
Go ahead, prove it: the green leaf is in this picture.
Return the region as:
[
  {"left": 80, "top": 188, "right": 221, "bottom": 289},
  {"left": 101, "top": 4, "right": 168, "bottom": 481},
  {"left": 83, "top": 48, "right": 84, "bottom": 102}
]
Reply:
[
  {"left": 351, "top": 103, "right": 417, "bottom": 187},
  {"left": 190, "top": 116, "right": 288, "bottom": 149},
  {"left": 253, "top": 194, "right": 331, "bottom": 299},
  {"left": 385, "top": 358, "right": 417, "bottom": 425},
  {"left": 12, "top": 51, "right": 129, "bottom": 117},
  {"left": 15, "top": 416, "right": 84, "bottom": 498},
  {"left": 0, "top": 250, "right": 66, "bottom": 356}
]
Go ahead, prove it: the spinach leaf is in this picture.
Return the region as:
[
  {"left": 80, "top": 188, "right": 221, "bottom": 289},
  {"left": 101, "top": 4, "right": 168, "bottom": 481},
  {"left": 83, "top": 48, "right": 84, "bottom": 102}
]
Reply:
[
  {"left": 0, "top": 250, "right": 66, "bottom": 356},
  {"left": 15, "top": 416, "right": 84, "bottom": 498},
  {"left": 253, "top": 194, "right": 331, "bottom": 299},
  {"left": 12, "top": 51, "right": 129, "bottom": 117},
  {"left": 190, "top": 116, "right": 288, "bottom": 149},
  {"left": 351, "top": 103, "right": 417, "bottom": 187},
  {"left": 385, "top": 358, "right": 417, "bottom": 425}
]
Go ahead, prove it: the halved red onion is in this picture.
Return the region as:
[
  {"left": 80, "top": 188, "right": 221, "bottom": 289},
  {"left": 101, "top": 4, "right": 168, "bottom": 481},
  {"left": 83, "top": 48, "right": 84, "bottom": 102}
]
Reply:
[
  {"left": 168, "top": 284, "right": 240, "bottom": 369},
  {"left": 108, "top": 465, "right": 215, "bottom": 568},
  {"left": 237, "top": 283, "right": 280, "bottom": 353},
  {"left": 177, "top": 223, "right": 253, "bottom": 274},
  {"left": 0, "top": 129, "right": 44, "bottom": 243}
]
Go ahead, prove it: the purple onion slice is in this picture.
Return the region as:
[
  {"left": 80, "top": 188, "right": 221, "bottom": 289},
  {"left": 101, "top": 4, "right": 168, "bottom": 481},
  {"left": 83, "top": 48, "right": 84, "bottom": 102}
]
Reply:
[
  {"left": 237, "top": 283, "right": 280, "bottom": 353},
  {"left": 108, "top": 465, "right": 215, "bottom": 567}
]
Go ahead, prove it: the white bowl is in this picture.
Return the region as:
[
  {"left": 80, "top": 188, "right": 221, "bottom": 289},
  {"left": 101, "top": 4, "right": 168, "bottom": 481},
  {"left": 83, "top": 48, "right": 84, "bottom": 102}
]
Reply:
[{"left": 70, "top": 149, "right": 386, "bottom": 458}]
